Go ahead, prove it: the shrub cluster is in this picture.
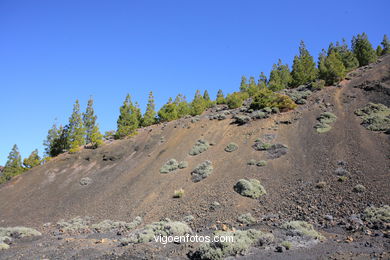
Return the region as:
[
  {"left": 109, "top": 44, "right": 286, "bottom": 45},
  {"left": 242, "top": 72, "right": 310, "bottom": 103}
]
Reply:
[
  {"left": 224, "top": 143, "right": 238, "bottom": 152},
  {"left": 191, "top": 161, "right": 213, "bottom": 182},
  {"left": 189, "top": 139, "right": 210, "bottom": 156},
  {"left": 250, "top": 88, "right": 297, "bottom": 111},
  {"left": 355, "top": 103, "right": 390, "bottom": 132},
  {"left": 281, "top": 221, "right": 325, "bottom": 240},
  {"left": 234, "top": 179, "right": 266, "bottom": 199},
  {"left": 314, "top": 112, "right": 337, "bottom": 133}
]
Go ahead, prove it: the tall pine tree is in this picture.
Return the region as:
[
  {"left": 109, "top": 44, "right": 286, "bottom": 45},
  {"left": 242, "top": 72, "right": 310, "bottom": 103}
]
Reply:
[
  {"left": 116, "top": 94, "right": 140, "bottom": 138},
  {"left": 142, "top": 91, "right": 157, "bottom": 127},
  {"left": 1, "top": 144, "right": 23, "bottom": 183},
  {"left": 328, "top": 39, "right": 359, "bottom": 71},
  {"left": 381, "top": 34, "right": 390, "bottom": 55},
  {"left": 190, "top": 90, "right": 206, "bottom": 116},
  {"left": 216, "top": 89, "right": 225, "bottom": 104},
  {"left": 174, "top": 94, "right": 191, "bottom": 118},
  {"left": 239, "top": 76, "right": 248, "bottom": 92},
  {"left": 318, "top": 49, "right": 346, "bottom": 85},
  {"left": 268, "top": 59, "right": 292, "bottom": 91},
  {"left": 352, "top": 33, "right": 377, "bottom": 66},
  {"left": 291, "top": 41, "right": 317, "bottom": 87},
  {"left": 83, "top": 97, "right": 102, "bottom": 148},
  {"left": 23, "top": 149, "right": 41, "bottom": 169},
  {"left": 68, "top": 100, "right": 86, "bottom": 152},
  {"left": 158, "top": 97, "right": 178, "bottom": 122}
]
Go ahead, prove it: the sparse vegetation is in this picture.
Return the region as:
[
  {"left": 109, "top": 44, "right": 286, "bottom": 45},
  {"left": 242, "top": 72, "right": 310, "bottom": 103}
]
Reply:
[
  {"left": 281, "top": 221, "right": 325, "bottom": 240},
  {"left": 121, "top": 219, "right": 192, "bottom": 244},
  {"left": 173, "top": 188, "right": 185, "bottom": 198},
  {"left": 224, "top": 143, "right": 238, "bottom": 152},
  {"left": 91, "top": 217, "right": 142, "bottom": 232},
  {"left": 250, "top": 88, "right": 297, "bottom": 111},
  {"left": 315, "top": 181, "right": 326, "bottom": 189},
  {"left": 191, "top": 161, "right": 213, "bottom": 182},
  {"left": 355, "top": 103, "right": 390, "bottom": 131},
  {"left": 57, "top": 217, "right": 91, "bottom": 233},
  {"left": 363, "top": 205, "right": 390, "bottom": 227},
  {"left": 193, "top": 229, "right": 274, "bottom": 260},
  {"left": 178, "top": 161, "right": 188, "bottom": 169},
  {"left": 0, "top": 227, "right": 41, "bottom": 238},
  {"left": 247, "top": 159, "right": 256, "bottom": 165},
  {"left": 160, "top": 159, "right": 179, "bottom": 173},
  {"left": 256, "top": 160, "right": 267, "bottom": 167},
  {"left": 338, "top": 176, "right": 348, "bottom": 182},
  {"left": 237, "top": 213, "right": 256, "bottom": 224},
  {"left": 189, "top": 139, "right": 210, "bottom": 156},
  {"left": 353, "top": 184, "right": 366, "bottom": 193},
  {"left": 315, "top": 112, "right": 337, "bottom": 133},
  {"left": 281, "top": 240, "right": 292, "bottom": 250},
  {"left": 80, "top": 177, "right": 92, "bottom": 186},
  {"left": 234, "top": 179, "right": 266, "bottom": 199},
  {"left": 234, "top": 115, "right": 251, "bottom": 125}
]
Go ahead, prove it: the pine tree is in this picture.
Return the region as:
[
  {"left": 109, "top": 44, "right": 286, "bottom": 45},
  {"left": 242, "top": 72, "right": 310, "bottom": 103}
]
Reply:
[
  {"left": 216, "top": 89, "right": 225, "bottom": 104},
  {"left": 68, "top": 100, "right": 86, "bottom": 152},
  {"left": 1, "top": 144, "right": 23, "bottom": 182},
  {"left": 190, "top": 90, "right": 206, "bottom": 116},
  {"left": 318, "top": 50, "right": 346, "bottom": 85},
  {"left": 381, "top": 34, "right": 390, "bottom": 55},
  {"left": 51, "top": 125, "right": 70, "bottom": 156},
  {"left": 43, "top": 122, "right": 59, "bottom": 156},
  {"left": 142, "top": 91, "right": 157, "bottom": 127},
  {"left": 328, "top": 39, "right": 359, "bottom": 71},
  {"left": 174, "top": 94, "right": 191, "bottom": 118},
  {"left": 158, "top": 97, "right": 178, "bottom": 122},
  {"left": 291, "top": 41, "right": 317, "bottom": 87},
  {"left": 352, "top": 33, "right": 377, "bottom": 66},
  {"left": 268, "top": 59, "right": 292, "bottom": 91},
  {"left": 116, "top": 94, "right": 141, "bottom": 138},
  {"left": 376, "top": 45, "right": 383, "bottom": 56},
  {"left": 83, "top": 97, "right": 102, "bottom": 147},
  {"left": 203, "top": 90, "right": 210, "bottom": 101},
  {"left": 247, "top": 76, "right": 258, "bottom": 97},
  {"left": 23, "top": 149, "right": 41, "bottom": 169},
  {"left": 257, "top": 72, "right": 267, "bottom": 89},
  {"left": 239, "top": 76, "right": 248, "bottom": 92}
]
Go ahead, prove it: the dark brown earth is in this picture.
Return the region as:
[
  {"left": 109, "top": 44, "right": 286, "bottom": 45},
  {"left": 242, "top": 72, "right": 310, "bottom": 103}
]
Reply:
[{"left": 0, "top": 55, "right": 389, "bottom": 259}]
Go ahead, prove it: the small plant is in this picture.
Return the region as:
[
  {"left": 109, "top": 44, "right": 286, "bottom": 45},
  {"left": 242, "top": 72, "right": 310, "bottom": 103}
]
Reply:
[
  {"left": 338, "top": 176, "right": 348, "bottom": 182},
  {"left": 252, "top": 141, "right": 272, "bottom": 151},
  {"left": 0, "top": 227, "right": 42, "bottom": 238},
  {"left": 178, "top": 161, "right": 188, "bottom": 169},
  {"left": 173, "top": 188, "right": 185, "bottom": 198},
  {"left": 281, "top": 240, "right": 292, "bottom": 250},
  {"left": 191, "top": 160, "right": 213, "bottom": 182},
  {"left": 189, "top": 139, "right": 210, "bottom": 156},
  {"left": 160, "top": 159, "right": 179, "bottom": 173},
  {"left": 353, "top": 184, "right": 366, "bottom": 193},
  {"left": 355, "top": 103, "right": 390, "bottom": 132},
  {"left": 237, "top": 213, "right": 256, "bottom": 224},
  {"left": 315, "top": 112, "right": 337, "bottom": 133},
  {"left": 247, "top": 159, "right": 256, "bottom": 165},
  {"left": 363, "top": 205, "right": 390, "bottom": 226},
  {"left": 256, "top": 160, "right": 267, "bottom": 167},
  {"left": 224, "top": 142, "right": 238, "bottom": 152},
  {"left": 80, "top": 177, "right": 92, "bottom": 186},
  {"left": 0, "top": 243, "right": 9, "bottom": 250},
  {"left": 335, "top": 167, "right": 349, "bottom": 176},
  {"left": 234, "top": 115, "right": 251, "bottom": 125},
  {"left": 234, "top": 179, "right": 266, "bottom": 199},
  {"left": 310, "top": 79, "right": 325, "bottom": 90},
  {"left": 281, "top": 221, "right": 325, "bottom": 240}
]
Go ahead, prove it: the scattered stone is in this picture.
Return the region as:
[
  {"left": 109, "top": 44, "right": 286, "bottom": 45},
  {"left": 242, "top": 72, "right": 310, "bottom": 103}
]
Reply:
[
  {"left": 335, "top": 167, "right": 349, "bottom": 176},
  {"left": 79, "top": 177, "right": 92, "bottom": 186}
]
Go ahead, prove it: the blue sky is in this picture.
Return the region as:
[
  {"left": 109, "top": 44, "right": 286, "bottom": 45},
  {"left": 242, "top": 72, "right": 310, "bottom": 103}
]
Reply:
[{"left": 0, "top": 0, "right": 389, "bottom": 165}]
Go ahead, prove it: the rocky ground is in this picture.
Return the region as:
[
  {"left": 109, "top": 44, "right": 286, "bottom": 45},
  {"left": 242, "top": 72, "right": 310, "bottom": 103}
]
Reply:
[{"left": 0, "top": 55, "right": 389, "bottom": 259}]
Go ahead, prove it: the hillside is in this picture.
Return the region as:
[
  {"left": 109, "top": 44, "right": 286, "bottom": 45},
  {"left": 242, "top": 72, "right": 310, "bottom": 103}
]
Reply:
[{"left": 0, "top": 55, "right": 389, "bottom": 259}]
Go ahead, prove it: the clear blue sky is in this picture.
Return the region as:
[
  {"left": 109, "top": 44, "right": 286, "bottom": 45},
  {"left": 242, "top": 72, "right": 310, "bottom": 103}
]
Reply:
[{"left": 0, "top": 0, "right": 389, "bottom": 165}]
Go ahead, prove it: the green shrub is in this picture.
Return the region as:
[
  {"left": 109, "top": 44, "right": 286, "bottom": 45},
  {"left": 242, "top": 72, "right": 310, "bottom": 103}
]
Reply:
[
  {"left": 250, "top": 88, "right": 297, "bottom": 111},
  {"left": 250, "top": 110, "right": 267, "bottom": 119},
  {"left": 173, "top": 188, "right": 185, "bottom": 198},
  {"left": 224, "top": 143, "right": 238, "bottom": 152},
  {"left": 363, "top": 205, "right": 390, "bottom": 224},
  {"left": 281, "top": 221, "right": 324, "bottom": 240},
  {"left": 256, "top": 160, "right": 267, "bottom": 167},
  {"left": 315, "top": 112, "right": 337, "bottom": 133},
  {"left": 281, "top": 240, "right": 292, "bottom": 250},
  {"left": 0, "top": 227, "right": 41, "bottom": 238},
  {"left": 353, "top": 184, "right": 366, "bottom": 193},
  {"left": 234, "top": 115, "right": 251, "bottom": 125},
  {"left": 57, "top": 217, "right": 91, "bottom": 232},
  {"left": 0, "top": 243, "right": 9, "bottom": 250},
  {"left": 252, "top": 141, "right": 271, "bottom": 151},
  {"left": 338, "top": 176, "right": 348, "bottom": 182},
  {"left": 191, "top": 160, "right": 213, "bottom": 182},
  {"left": 226, "top": 92, "right": 248, "bottom": 109},
  {"left": 189, "top": 139, "right": 210, "bottom": 156},
  {"left": 237, "top": 213, "right": 256, "bottom": 224},
  {"left": 355, "top": 103, "right": 390, "bottom": 131},
  {"left": 310, "top": 79, "right": 325, "bottom": 90},
  {"left": 234, "top": 179, "right": 266, "bottom": 199},
  {"left": 194, "top": 229, "right": 274, "bottom": 260},
  {"left": 121, "top": 219, "right": 192, "bottom": 244},
  {"left": 92, "top": 217, "right": 142, "bottom": 232},
  {"left": 247, "top": 159, "right": 256, "bottom": 165},
  {"left": 160, "top": 159, "right": 179, "bottom": 173},
  {"left": 178, "top": 161, "right": 188, "bottom": 169}
]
